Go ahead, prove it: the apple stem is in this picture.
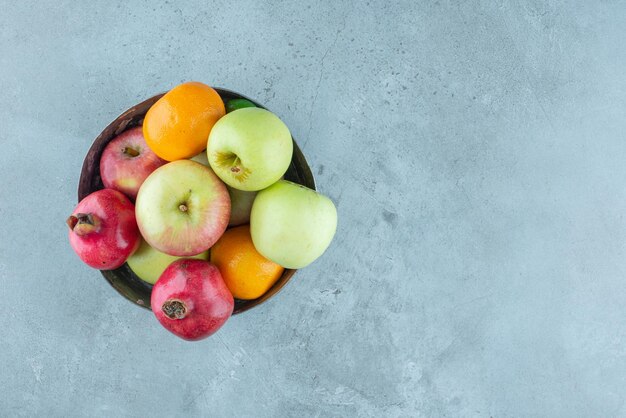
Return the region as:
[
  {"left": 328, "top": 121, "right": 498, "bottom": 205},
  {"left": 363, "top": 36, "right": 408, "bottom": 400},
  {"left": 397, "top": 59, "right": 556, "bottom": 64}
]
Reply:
[
  {"left": 179, "top": 204, "right": 188, "bottom": 212},
  {"left": 122, "top": 147, "right": 140, "bottom": 157},
  {"left": 66, "top": 213, "right": 101, "bottom": 236},
  {"left": 230, "top": 156, "right": 241, "bottom": 173},
  {"left": 162, "top": 299, "right": 187, "bottom": 320}
]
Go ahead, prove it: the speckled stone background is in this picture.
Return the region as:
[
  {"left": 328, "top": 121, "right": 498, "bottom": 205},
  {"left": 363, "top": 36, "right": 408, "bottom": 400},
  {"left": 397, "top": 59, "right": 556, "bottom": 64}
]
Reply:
[{"left": 1, "top": 1, "right": 626, "bottom": 416}]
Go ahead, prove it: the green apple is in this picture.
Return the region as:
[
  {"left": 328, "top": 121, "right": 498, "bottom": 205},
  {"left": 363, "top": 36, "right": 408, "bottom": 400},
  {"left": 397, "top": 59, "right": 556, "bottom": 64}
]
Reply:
[
  {"left": 227, "top": 186, "right": 257, "bottom": 226},
  {"left": 207, "top": 108, "right": 293, "bottom": 191},
  {"left": 250, "top": 180, "right": 337, "bottom": 269},
  {"left": 135, "top": 160, "right": 230, "bottom": 256},
  {"left": 190, "top": 151, "right": 209, "bottom": 166},
  {"left": 127, "top": 239, "right": 208, "bottom": 284}
]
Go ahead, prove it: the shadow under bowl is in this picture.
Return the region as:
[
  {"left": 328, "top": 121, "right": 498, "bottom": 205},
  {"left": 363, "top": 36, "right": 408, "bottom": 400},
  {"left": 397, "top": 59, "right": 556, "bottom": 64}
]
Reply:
[{"left": 78, "top": 88, "right": 315, "bottom": 314}]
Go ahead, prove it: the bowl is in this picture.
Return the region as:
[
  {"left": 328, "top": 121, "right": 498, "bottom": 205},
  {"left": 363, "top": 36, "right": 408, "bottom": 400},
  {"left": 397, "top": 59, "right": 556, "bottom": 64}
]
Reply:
[{"left": 78, "top": 88, "right": 315, "bottom": 314}]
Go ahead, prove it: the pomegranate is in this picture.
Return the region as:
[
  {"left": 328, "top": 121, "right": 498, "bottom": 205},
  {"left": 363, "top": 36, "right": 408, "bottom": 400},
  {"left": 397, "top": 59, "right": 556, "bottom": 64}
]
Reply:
[
  {"left": 151, "top": 259, "right": 234, "bottom": 341},
  {"left": 67, "top": 189, "right": 140, "bottom": 270}
]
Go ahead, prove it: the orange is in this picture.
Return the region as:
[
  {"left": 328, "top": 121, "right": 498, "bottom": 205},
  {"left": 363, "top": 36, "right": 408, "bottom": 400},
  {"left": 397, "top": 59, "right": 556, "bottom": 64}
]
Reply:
[
  {"left": 143, "top": 81, "right": 225, "bottom": 161},
  {"left": 210, "top": 225, "right": 284, "bottom": 300}
]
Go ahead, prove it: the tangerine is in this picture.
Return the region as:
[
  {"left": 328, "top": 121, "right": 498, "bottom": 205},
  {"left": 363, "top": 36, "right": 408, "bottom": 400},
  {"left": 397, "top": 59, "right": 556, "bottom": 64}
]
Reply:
[
  {"left": 143, "top": 81, "right": 225, "bottom": 161},
  {"left": 210, "top": 225, "right": 284, "bottom": 300}
]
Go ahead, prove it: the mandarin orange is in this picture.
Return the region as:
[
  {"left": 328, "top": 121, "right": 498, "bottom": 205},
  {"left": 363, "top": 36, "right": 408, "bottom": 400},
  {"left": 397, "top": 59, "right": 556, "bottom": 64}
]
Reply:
[
  {"left": 210, "top": 225, "right": 284, "bottom": 300},
  {"left": 143, "top": 82, "right": 225, "bottom": 161}
]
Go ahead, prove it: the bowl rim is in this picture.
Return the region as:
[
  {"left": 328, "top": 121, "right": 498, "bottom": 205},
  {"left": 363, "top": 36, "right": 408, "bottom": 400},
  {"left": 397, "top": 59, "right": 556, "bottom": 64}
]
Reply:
[{"left": 77, "top": 87, "right": 315, "bottom": 314}]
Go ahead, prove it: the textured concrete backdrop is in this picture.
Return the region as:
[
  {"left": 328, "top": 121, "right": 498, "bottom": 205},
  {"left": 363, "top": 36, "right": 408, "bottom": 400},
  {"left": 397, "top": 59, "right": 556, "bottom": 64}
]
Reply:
[{"left": 1, "top": 1, "right": 626, "bottom": 416}]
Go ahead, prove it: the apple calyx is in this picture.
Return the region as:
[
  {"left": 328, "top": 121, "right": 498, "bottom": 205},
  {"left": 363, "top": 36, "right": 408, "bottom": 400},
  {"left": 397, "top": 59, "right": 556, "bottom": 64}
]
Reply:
[
  {"left": 162, "top": 299, "right": 188, "bottom": 319},
  {"left": 66, "top": 213, "right": 101, "bottom": 236},
  {"left": 122, "top": 147, "right": 140, "bottom": 157}
]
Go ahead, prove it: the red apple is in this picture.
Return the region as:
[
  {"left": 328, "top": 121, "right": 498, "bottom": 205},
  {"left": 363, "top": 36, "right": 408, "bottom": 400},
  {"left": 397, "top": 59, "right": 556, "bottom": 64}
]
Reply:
[
  {"left": 135, "top": 160, "right": 230, "bottom": 256},
  {"left": 67, "top": 189, "right": 140, "bottom": 270},
  {"left": 151, "top": 259, "right": 234, "bottom": 341},
  {"left": 99, "top": 126, "right": 166, "bottom": 200}
]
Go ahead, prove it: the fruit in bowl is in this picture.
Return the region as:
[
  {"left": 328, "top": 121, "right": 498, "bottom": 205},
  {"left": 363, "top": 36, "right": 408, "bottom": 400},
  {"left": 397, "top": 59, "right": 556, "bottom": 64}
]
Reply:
[
  {"left": 210, "top": 225, "right": 284, "bottom": 300},
  {"left": 70, "top": 82, "right": 337, "bottom": 341},
  {"left": 135, "top": 159, "right": 230, "bottom": 256},
  {"left": 226, "top": 186, "right": 257, "bottom": 227},
  {"left": 127, "top": 239, "right": 209, "bottom": 285},
  {"left": 208, "top": 107, "right": 293, "bottom": 191},
  {"left": 251, "top": 180, "right": 338, "bottom": 269},
  {"left": 67, "top": 189, "right": 141, "bottom": 270},
  {"left": 99, "top": 127, "right": 166, "bottom": 200},
  {"left": 143, "top": 82, "right": 225, "bottom": 161},
  {"left": 151, "top": 259, "right": 234, "bottom": 341}
]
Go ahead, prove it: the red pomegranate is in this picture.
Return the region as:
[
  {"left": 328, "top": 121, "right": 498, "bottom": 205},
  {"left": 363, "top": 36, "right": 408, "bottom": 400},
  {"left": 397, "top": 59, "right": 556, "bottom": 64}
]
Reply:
[
  {"left": 67, "top": 189, "right": 140, "bottom": 270},
  {"left": 151, "top": 259, "right": 234, "bottom": 341}
]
